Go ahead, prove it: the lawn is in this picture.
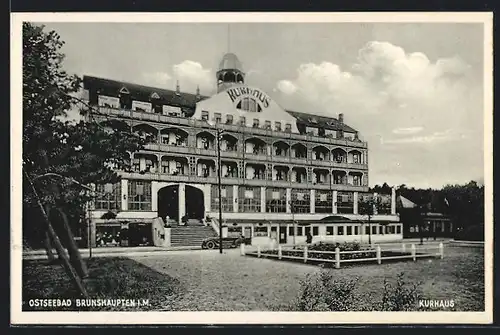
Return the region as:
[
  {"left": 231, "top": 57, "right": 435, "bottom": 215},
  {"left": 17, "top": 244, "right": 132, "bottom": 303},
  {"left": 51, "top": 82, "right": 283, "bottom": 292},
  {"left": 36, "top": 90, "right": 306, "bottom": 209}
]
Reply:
[
  {"left": 133, "top": 245, "right": 484, "bottom": 311},
  {"left": 22, "top": 257, "right": 183, "bottom": 311}
]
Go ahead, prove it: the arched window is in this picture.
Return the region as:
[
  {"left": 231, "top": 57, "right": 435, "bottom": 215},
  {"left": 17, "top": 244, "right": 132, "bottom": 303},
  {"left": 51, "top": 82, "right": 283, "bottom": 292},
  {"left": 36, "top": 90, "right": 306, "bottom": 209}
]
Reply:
[{"left": 237, "top": 98, "right": 261, "bottom": 113}]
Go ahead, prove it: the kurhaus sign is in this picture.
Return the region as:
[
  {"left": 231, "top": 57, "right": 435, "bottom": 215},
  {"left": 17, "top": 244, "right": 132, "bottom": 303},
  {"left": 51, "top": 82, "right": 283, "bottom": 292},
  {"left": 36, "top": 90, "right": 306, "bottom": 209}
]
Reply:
[{"left": 226, "top": 87, "right": 271, "bottom": 109}]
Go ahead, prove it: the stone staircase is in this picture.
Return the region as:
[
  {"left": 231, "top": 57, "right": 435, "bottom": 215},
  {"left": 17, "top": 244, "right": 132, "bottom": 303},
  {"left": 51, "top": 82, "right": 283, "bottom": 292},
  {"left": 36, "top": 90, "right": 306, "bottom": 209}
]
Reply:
[{"left": 170, "top": 219, "right": 218, "bottom": 247}]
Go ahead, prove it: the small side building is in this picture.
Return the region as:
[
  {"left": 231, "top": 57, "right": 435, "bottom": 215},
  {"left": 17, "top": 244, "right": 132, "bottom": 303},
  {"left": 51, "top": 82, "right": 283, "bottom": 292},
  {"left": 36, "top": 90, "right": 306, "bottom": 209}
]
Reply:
[{"left": 397, "top": 195, "right": 454, "bottom": 238}]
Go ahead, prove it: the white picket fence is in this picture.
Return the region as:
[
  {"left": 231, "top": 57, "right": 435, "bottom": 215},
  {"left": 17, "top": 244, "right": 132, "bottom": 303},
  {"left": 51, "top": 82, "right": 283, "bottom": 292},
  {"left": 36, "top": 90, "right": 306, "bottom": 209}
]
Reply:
[{"left": 240, "top": 242, "right": 444, "bottom": 268}]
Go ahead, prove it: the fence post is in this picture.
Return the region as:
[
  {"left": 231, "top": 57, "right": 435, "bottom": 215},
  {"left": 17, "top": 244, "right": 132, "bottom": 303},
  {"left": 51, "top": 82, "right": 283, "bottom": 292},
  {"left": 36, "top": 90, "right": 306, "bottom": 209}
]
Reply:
[
  {"left": 257, "top": 245, "right": 261, "bottom": 258},
  {"left": 240, "top": 243, "right": 245, "bottom": 256},
  {"left": 376, "top": 245, "right": 382, "bottom": 264},
  {"left": 303, "top": 245, "right": 308, "bottom": 263},
  {"left": 411, "top": 243, "right": 416, "bottom": 261},
  {"left": 402, "top": 243, "right": 406, "bottom": 253},
  {"left": 439, "top": 242, "right": 444, "bottom": 259},
  {"left": 278, "top": 244, "right": 282, "bottom": 260},
  {"left": 335, "top": 247, "right": 340, "bottom": 269}
]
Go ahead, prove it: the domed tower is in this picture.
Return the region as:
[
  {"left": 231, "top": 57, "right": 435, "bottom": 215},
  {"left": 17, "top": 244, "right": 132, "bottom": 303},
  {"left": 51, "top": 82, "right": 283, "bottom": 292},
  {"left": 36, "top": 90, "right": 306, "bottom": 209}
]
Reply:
[{"left": 216, "top": 53, "right": 245, "bottom": 93}]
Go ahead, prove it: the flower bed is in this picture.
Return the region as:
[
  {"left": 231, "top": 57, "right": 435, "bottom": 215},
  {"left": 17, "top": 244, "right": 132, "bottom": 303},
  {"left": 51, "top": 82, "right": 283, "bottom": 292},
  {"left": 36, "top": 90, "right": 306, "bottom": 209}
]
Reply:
[{"left": 245, "top": 241, "right": 441, "bottom": 268}]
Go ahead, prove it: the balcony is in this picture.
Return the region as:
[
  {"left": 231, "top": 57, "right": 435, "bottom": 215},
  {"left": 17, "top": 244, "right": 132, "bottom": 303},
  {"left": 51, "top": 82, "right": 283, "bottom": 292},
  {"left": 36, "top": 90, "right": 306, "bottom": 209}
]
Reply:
[{"left": 93, "top": 106, "right": 367, "bottom": 148}]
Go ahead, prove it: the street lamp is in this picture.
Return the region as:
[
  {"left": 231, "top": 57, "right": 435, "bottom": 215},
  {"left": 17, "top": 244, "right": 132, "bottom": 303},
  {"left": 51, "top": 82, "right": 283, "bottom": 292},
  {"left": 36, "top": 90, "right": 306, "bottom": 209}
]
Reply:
[{"left": 215, "top": 127, "right": 224, "bottom": 254}]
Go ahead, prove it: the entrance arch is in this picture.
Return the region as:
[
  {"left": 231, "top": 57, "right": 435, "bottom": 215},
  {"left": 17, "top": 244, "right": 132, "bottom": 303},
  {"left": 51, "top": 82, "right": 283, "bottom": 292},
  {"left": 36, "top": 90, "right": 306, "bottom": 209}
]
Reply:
[
  {"left": 185, "top": 185, "right": 205, "bottom": 220},
  {"left": 157, "top": 184, "right": 205, "bottom": 223},
  {"left": 158, "top": 185, "right": 179, "bottom": 222}
]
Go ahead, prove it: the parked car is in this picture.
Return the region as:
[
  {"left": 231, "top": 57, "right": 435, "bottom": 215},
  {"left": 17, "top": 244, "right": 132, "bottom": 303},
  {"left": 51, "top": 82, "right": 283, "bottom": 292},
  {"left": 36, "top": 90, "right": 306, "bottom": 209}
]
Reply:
[{"left": 201, "top": 236, "right": 243, "bottom": 249}]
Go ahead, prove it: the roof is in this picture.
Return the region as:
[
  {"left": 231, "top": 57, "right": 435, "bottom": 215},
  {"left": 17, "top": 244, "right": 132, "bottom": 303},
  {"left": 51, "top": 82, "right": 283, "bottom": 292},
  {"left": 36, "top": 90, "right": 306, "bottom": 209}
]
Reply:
[
  {"left": 218, "top": 53, "right": 244, "bottom": 72},
  {"left": 84, "top": 75, "right": 359, "bottom": 132},
  {"left": 397, "top": 195, "right": 417, "bottom": 209},
  {"left": 83, "top": 75, "right": 209, "bottom": 111},
  {"left": 285, "top": 110, "right": 358, "bottom": 133}
]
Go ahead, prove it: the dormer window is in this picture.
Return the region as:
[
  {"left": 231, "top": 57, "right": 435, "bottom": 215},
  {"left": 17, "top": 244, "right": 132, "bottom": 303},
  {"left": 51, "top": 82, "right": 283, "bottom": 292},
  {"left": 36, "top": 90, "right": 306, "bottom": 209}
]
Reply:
[
  {"left": 264, "top": 120, "right": 271, "bottom": 130},
  {"left": 275, "top": 122, "right": 282, "bottom": 132},
  {"left": 253, "top": 119, "right": 260, "bottom": 128},
  {"left": 240, "top": 116, "right": 246, "bottom": 126},
  {"left": 201, "top": 111, "right": 209, "bottom": 121},
  {"left": 285, "top": 123, "right": 292, "bottom": 132},
  {"left": 214, "top": 113, "right": 222, "bottom": 124},
  {"left": 226, "top": 115, "right": 233, "bottom": 125}
]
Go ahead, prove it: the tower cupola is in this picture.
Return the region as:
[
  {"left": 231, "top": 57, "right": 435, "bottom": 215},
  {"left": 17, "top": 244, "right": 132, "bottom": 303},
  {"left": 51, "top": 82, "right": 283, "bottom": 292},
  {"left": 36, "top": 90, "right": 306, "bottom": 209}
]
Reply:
[{"left": 216, "top": 53, "right": 245, "bottom": 93}]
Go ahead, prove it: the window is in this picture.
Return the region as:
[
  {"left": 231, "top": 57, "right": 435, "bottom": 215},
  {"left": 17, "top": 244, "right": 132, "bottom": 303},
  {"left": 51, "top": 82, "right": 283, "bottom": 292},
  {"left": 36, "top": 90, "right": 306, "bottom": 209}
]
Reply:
[
  {"left": 365, "top": 226, "right": 370, "bottom": 235},
  {"left": 289, "top": 227, "right": 295, "bottom": 236},
  {"left": 128, "top": 181, "right": 151, "bottom": 211},
  {"left": 264, "top": 120, "right": 271, "bottom": 130},
  {"left": 226, "top": 114, "right": 233, "bottom": 124},
  {"left": 252, "top": 119, "right": 260, "bottom": 128},
  {"left": 132, "top": 158, "right": 140, "bottom": 172},
  {"left": 266, "top": 188, "right": 286, "bottom": 213},
  {"left": 94, "top": 182, "right": 121, "bottom": 210},
  {"left": 379, "top": 226, "right": 385, "bottom": 235},
  {"left": 285, "top": 123, "right": 292, "bottom": 132},
  {"left": 211, "top": 185, "right": 233, "bottom": 212},
  {"left": 346, "top": 226, "right": 352, "bottom": 235},
  {"left": 214, "top": 113, "right": 222, "bottom": 124},
  {"left": 291, "top": 189, "right": 310, "bottom": 213},
  {"left": 337, "top": 226, "right": 344, "bottom": 235},
  {"left": 371, "top": 225, "right": 377, "bottom": 235},
  {"left": 312, "top": 226, "right": 319, "bottom": 236},
  {"left": 305, "top": 227, "right": 311, "bottom": 236},
  {"left": 396, "top": 225, "right": 402, "bottom": 234},
  {"left": 326, "top": 226, "right": 334, "bottom": 235},
  {"left": 275, "top": 122, "right": 282, "bottom": 132},
  {"left": 240, "top": 116, "right": 246, "bottom": 126},
  {"left": 315, "top": 191, "right": 332, "bottom": 213},
  {"left": 354, "top": 226, "right": 359, "bottom": 235},
  {"left": 238, "top": 187, "right": 261, "bottom": 212},
  {"left": 254, "top": 226, "right": 268, "bottom": 237},
  {"left": 297, "top": 227, "right": 303, "bottom": 236},
  {"left": 201, "top": 111, "right": 209, "bottom": 121}
]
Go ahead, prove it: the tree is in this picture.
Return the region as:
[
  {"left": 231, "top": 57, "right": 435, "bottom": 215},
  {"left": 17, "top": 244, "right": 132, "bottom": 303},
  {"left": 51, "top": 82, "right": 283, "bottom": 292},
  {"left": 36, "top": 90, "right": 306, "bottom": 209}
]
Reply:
[
  {"left": 23, "top": 23, "right": 150, "bottom": 287},
  {"left": 358, "top": 195, "right": 383, "bottom": 245}
]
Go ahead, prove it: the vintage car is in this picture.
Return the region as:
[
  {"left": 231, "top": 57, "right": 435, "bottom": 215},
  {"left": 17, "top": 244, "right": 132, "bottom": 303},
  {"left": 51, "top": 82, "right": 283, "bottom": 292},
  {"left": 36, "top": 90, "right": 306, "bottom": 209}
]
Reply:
[{"left": 201, "top": 236, "right": 244, "bottom": 249}]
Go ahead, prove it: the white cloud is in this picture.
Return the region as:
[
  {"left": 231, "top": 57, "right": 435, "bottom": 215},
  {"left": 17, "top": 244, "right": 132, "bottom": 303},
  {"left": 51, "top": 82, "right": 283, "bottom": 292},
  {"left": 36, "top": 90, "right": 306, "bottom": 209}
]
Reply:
[
  {"left": 276, "top": 80, "right": 297, "bottom": 95},
  {"left": 392, "top": 127, "right": 423, "bottom": 135},
  {"left": 275, "top": 40, "right": 482, "bottom": 186},
  {"left": 173, "top": 60, "right": 213, "bottom": 94},
  {"left": 141, "top": 71, "right": 172, "bottom": 88}
]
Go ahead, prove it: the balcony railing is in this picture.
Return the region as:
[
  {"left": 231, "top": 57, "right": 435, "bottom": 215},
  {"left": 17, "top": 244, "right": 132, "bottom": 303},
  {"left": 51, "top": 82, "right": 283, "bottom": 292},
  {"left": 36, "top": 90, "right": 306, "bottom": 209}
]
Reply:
[{"left": 93, "top": 106, "right": 367, "bottom": 148}]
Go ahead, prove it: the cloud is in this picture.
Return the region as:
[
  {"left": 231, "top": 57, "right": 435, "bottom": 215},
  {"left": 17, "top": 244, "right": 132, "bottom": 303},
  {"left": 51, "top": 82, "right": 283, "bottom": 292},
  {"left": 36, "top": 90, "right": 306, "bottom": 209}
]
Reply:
[
  {"left": 141, "top": 71, "right": 172, "bottom": 88},
  {"left": 173, "top": 60, "right": 213, "bottom": 94},
  {"left": 392, "top": 127, "right": 423, "bottom": 135},
  {"left": 276, "top": 80, "right": 297, "bottom": 95},
  {"left": 275, "top": 40, "right": 482, "bottom": 187}
]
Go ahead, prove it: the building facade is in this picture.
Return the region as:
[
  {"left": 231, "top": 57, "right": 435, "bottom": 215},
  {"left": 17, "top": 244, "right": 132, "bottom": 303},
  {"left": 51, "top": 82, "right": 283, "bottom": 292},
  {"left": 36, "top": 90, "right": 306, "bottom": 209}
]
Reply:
[{"left": 83, "top": 53, "right": 402, "bottom": 246}]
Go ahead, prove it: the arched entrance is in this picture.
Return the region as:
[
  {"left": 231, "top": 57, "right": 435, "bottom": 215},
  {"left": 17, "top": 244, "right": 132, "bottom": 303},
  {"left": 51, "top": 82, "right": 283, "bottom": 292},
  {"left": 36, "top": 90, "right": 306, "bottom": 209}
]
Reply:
[
  {"left": 185, "top": 185, "right": 205, "bottom": 220},
  {"left": 157, "top": 184, "right": 205, "bottom": 223},
  {"left": 158, "top": 185, "right": 179, "bottom": 222}
]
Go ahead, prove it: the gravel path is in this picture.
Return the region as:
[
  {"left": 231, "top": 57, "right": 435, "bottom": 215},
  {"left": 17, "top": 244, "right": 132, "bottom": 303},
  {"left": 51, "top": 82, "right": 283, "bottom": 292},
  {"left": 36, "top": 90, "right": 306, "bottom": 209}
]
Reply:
[
  {"left": 131, "top": 246, "right": 484, "bottom": 311},
  {"left": 132, "top": 249, "right": 315, "bottom": 311}
]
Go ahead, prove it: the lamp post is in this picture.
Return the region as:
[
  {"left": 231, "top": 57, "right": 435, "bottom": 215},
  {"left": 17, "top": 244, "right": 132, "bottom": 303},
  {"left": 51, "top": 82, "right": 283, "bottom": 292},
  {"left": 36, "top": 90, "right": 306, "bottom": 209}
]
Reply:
[{"left": 216, "top": 127, "right": 224, "bottom": 254}]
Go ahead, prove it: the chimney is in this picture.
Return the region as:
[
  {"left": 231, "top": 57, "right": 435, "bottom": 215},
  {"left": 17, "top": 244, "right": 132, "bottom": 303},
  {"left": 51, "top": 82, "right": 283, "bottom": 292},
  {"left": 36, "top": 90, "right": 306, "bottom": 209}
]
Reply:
[{"left": 338, "top": 113, "right": 344, "bottom": 124}]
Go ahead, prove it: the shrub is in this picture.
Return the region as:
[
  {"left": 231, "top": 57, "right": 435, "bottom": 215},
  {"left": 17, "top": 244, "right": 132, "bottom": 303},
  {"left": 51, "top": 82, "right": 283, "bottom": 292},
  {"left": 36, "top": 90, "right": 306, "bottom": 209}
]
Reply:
[
  {"left": 289, "top": 268, "right": 360, "bottom": 311},
  {"left": 376, "top": 273, "right": 422, "bottom": 311},
  {"left": 288, "top": 270, "right": 422, "bottom": 311}
]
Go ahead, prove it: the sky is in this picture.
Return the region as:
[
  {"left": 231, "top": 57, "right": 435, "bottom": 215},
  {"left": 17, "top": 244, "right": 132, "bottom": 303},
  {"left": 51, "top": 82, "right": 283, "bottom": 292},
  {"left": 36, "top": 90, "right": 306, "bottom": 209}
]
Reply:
[{"left": 39, "top": 21, "right": 486, "bottom": 189}]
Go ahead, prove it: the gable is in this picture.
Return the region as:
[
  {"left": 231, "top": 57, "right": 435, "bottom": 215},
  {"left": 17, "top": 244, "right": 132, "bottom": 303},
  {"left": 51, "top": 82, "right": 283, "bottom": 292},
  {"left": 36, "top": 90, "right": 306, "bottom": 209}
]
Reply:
[{"left": 193, "top": 85, "right": 299, "bottom": 131}]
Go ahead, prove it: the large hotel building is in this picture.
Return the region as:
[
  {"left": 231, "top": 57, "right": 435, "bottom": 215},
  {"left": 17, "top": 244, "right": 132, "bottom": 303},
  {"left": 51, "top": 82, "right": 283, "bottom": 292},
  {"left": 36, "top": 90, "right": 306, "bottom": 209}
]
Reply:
[{"left": 82, "top": 52, "right": 402, "bottom": 247}]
